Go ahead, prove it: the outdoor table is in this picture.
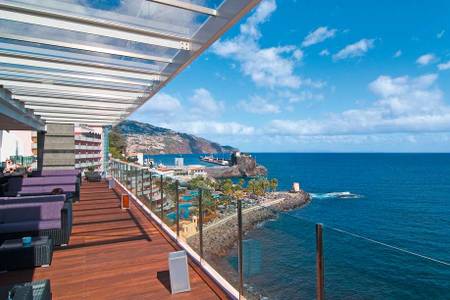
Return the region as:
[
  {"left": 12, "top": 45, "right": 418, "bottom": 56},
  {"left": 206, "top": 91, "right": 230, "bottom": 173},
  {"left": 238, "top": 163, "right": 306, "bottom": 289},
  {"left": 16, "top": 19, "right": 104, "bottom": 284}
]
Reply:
[{"left": 0, "top": 236, "right": 53, "bottom": 271}]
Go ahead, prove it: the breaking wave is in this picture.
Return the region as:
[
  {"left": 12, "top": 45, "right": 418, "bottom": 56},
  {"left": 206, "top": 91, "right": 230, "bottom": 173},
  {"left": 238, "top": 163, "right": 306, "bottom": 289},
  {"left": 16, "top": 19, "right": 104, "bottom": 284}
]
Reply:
[{"left": 310, "top": 191, "right": 363, "bottom": 199}]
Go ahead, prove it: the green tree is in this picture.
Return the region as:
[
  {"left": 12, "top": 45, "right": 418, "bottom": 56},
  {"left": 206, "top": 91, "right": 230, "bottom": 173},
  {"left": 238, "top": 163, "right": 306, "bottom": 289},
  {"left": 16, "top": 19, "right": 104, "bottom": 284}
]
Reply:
[
  {"left": 270, "top": 178, "right": 278, "bottom": 192},
  {"left": 222, "top": 179, "right": 234, "bottom": 196},
  {"left": 247, "top": 179, "right": 256, "bottom": 194},
  {"left": 109, "top": 129, "right": 127, "bottom": 159}
]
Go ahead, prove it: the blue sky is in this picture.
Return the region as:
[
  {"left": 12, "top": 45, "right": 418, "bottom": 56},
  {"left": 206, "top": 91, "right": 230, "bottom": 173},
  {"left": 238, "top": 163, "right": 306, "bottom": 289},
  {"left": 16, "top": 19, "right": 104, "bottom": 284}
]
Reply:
[{"left": 131, "top": 0, "right": 450, "bottom": 152}]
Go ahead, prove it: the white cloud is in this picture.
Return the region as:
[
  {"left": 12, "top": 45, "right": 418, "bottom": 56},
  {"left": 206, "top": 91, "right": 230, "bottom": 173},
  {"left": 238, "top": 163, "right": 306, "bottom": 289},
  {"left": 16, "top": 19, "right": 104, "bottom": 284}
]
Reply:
[
  {"left": 394, "top": 50, "right": 402, "bottom": 58},
  {"left": 238, "top": 96, "right": 280, "bottom": 114},
  {"left": 319, "top": 49, "right": 330, "bottom": 56},
  {"left": 212, "top": 0, "right": 320, "bottom": 90},
  {"left": 132, "top": 93, "right": 181, "bottom": 119},
  {"left": 131, "top": 90, "right": 254, "bottom": 137},
  {"left": 265, "top": 73, "right": 450, "bottom": 136},
  {"left": 437, "top": 61, "right": 450, "bottom": 71},
  {"left": 293, "top": 49, "right": 304, "bottom": 60},
  {"left": 416, "top": 53, "right": 437, "bottom": 66},
  {"left": 281, "top": 90, "right": 324, "bottom": 103},
  {"left": 332, "top": 39, "right": 375, "bottom": 61},
  {"left": 239, "top": 0, "right": 277, "bottom": 40},
  {"left": 163, "top": 121, "right": 255, "bottom": 136},
  {"left": 189, "top": 88, "right": 224, "bottom": 116},
  {"left": 301, "top": 26, "right": 337, "bottom": 48},
  {"left": 437, "top": 30, "right": 445, "bottom": 39}
]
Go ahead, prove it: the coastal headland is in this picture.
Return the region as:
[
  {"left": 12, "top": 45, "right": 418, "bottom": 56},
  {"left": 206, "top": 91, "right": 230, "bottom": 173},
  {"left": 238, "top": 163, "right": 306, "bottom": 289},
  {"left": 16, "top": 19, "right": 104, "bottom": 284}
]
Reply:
[{"left": 205, "top": 152, "right": 267, "bottom": 178}]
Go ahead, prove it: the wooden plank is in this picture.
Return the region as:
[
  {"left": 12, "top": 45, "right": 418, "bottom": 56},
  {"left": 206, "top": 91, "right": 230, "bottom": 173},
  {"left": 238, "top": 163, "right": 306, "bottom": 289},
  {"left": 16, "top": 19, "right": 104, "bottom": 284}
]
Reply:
[{"left": 0, "top": 181, "right": 225, "bottom": 300}]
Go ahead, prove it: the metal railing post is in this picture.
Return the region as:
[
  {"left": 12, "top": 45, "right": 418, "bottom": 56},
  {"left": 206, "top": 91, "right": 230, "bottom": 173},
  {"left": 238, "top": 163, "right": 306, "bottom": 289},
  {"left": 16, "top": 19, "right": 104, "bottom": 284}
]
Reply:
[
  {"left": 134, "top": 167, "right": 138, "bottom": 195},
  {"left": 176, "top": 180, "right": 180, "bottom": 237},
  {"left": 237, "top": 198, "right": 244, "bottom": 299},
  {"left": 149, "top": 172, "right": 153, "bottom": 209},
  {"left": 198, "top": 189, "right": 203, "bottom": 259},
  {"left": 316, "top": 223, "right": 324, "bottom": 300},
  {"left": 160, "top": 175, "right": 164, "bottom": 219},
  {"left": 141, "top": 169, "right": 144, "bottom": 198}
]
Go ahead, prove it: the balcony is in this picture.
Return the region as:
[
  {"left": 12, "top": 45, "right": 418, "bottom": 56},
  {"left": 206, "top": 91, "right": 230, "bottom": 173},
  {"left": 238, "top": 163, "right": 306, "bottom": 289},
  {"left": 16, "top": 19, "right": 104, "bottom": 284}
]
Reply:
[
  {"left": 0, "top": 181, "right": 224, "bottom": 299},
  {"left": 107, "top": 159, "right": 450, "bottom": 299}
]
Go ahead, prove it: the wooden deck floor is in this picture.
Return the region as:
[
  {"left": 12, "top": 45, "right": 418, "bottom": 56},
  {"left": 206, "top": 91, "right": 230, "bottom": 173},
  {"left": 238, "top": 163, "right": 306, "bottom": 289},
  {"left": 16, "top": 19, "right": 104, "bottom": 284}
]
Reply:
[{"left": 0, "top": 182, "right": 224, "bottom": 300}]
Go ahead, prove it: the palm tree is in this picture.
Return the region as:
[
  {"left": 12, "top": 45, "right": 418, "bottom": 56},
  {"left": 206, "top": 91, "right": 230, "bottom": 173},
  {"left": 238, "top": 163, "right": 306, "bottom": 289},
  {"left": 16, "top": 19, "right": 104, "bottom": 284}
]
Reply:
[
  {"left": 247, "top": 179, "right": 256, "bottom": 195},
  {"left": 222, "top": 179, "right": 234, "bottom": 196},
  {"left": 270, "top": 178, "right": 278, "bottom": 192}
]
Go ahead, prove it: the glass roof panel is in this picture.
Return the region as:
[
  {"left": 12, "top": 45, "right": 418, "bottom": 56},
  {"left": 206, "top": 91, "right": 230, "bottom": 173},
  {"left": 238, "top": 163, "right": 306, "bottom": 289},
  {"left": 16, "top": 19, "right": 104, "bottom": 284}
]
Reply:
[
  {"left": 5, "top": 0, "right": 216, "bottom": 38},
  {"left": 0, "top": 19, "right": 178, "bottom": 63},
  {"left": 0, "top": 39, "right": 166, "bottom": 73},
  {"left": 0, "top": 71, "right": 150, "bottom": 92},
  {"left": 0, "top": 0, "right": 258, "bottom": 126}
]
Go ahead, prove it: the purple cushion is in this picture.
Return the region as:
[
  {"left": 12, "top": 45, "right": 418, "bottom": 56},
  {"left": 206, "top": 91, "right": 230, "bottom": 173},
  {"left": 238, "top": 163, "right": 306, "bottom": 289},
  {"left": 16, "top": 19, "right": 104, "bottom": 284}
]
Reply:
[
  {"left": 0, "top": 195, "right": 66, "bottom": 203},
  {"left": 18, "top": 184, "right": 76, "bottom": 195},
  {"left": 40, "top": 169, "right": 80, "bottom": 177},
  {"left": 0, "top": 201, "right": 64, "bottom": 222},
  {"left": 21, "top": 176, "right": 78, "bottom": 186},
  {"left": 0, "top": 219, "right": 61, "bottom": 233}
]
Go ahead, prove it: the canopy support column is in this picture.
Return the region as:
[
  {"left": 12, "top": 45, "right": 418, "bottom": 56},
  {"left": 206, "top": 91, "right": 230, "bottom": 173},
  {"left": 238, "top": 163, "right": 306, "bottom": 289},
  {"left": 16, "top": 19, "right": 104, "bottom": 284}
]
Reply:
[{"left": 102, "top": 125, "right": 111, "bottom": 178}]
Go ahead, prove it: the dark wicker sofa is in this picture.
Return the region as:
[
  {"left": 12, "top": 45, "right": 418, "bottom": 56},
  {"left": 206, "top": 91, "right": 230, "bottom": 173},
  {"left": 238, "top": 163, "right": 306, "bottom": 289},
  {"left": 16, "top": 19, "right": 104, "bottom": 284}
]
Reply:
[{"left": 0, "top": 195, "right": 72, "bottom": 246}]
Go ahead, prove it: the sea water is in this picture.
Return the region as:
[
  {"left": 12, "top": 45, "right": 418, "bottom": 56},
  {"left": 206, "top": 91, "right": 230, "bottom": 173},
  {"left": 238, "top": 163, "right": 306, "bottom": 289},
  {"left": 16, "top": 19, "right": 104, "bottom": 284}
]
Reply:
[{"left": 146, "top": 153, "right": 450, "bottom": 299}]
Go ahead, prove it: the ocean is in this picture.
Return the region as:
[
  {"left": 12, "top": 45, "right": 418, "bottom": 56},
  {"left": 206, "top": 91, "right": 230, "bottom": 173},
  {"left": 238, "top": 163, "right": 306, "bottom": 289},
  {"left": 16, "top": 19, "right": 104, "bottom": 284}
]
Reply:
[{"left": 145, "top": 153, "right": 450, "bottom": 299}]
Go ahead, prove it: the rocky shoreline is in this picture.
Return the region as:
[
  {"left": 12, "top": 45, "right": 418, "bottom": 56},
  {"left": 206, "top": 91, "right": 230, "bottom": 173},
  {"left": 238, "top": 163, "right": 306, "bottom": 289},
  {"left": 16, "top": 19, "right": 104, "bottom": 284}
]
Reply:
[
  {"left": 187, "top": 190, "right": 311, "bottom": 257},
  {"left": 205, "top": 154, "right": 267, "bottom": 178}
]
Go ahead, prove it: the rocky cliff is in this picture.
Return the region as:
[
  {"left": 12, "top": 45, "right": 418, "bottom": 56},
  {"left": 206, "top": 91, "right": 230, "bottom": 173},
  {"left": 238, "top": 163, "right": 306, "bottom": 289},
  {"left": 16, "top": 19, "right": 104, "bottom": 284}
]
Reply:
[
  {"left": 205, "top": 155, "right": 267, "bottom": 178},
  {"left": 114, "top": 120, "right": 238, "bottom": 155}
]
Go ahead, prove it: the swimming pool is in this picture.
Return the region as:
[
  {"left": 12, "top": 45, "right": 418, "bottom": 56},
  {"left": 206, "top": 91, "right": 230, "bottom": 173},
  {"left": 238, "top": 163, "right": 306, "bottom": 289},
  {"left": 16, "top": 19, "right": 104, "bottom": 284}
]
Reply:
[
  {"left": 182, "top": 195, "right": 193, "bottom": 201},
  {"left": 166, "top": 203, "right": 192, "bottom": 220}
]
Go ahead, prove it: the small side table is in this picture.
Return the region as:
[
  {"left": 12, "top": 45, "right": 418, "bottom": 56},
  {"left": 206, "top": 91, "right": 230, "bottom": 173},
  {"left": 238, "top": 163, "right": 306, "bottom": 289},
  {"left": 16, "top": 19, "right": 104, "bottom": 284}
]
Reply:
[
  {"left": 0, "top": 279, "right": 51, "bottom": 300},
  {"left": 0, "top": 237, "right": 53, "bottom": 271}
]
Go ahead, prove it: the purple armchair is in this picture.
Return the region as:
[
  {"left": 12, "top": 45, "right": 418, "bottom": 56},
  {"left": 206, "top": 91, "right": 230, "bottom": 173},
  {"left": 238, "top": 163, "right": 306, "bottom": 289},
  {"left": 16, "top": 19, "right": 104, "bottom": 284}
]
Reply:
[
  {"left": 6, "top": 176, "right": 80, "bottom": 201},
  {"left": 0, "top": 195, "right": 72, "bottom": 246}
]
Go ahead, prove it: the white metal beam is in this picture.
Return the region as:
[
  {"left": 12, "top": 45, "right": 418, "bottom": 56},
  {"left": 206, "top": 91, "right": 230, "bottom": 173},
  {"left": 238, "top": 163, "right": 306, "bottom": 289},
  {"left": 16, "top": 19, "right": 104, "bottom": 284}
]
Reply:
[
  {"left": 0, "top": 52, "right": 162, "bottom": 82},
  {"left": 11, "top": 89, "right": 138, "bottom": 102},
  {"left": 0, "top": 66, "right": 151, "bottom": 88},
  {"left": 12, "top": 95, "right": 137, "bottom": 108},
  {"left": 0, "top": 42, "right": 163, "bottom": 73},
  {"left": 42, "top": 116, "right": 115, "bottom": 124},
  {"left": 0, "top": 32, "right": 174, "bottom": 63},
  {"left": 149, "top": 0, "right": 218, "bottom": 16},
  {"left": 0, "top": 1, "right": 192, "bottom": 50},
  {"left": 26, "top": 105, "right": 127, "bottom": 116},
  {"left": 45, "top": 120, "right": 112, "bottom": 126},
  {"left": 0, "top": 79, "right": 145, "bottom": 99},
  {"left": 37, "top": 112, "right": 121, "bottom": 120}
]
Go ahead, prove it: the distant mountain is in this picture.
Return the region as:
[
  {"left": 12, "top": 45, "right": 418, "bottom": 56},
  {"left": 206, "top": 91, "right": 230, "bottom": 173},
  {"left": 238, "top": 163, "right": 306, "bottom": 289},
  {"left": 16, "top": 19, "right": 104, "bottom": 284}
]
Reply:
[{"left": 114, "top": 120, "right": 238, "bottom": 155}]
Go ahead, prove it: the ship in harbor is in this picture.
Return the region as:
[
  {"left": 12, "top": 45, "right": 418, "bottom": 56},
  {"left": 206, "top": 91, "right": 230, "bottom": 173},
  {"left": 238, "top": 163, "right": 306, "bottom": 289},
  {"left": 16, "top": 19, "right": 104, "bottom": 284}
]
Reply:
[{"left": 200, "top": 154, "right": 230, "bottom": 166}]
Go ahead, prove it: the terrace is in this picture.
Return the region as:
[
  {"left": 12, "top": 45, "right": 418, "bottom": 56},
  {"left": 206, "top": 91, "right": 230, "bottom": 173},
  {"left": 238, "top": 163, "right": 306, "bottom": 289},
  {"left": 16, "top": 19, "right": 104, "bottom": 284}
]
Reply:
[
  {"left": 0, "top": 181, "right": 225, "bottom": 299},
  {"left": 1, "top": 1, "right": 450, "bottom": 299},
  {"left": 0, "top": 0, "right": 261, "bottom": 299}
]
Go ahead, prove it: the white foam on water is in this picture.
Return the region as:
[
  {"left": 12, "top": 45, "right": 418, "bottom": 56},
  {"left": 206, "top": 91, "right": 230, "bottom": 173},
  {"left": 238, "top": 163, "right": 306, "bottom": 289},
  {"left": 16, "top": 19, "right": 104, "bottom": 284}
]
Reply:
[{"left": 310, "top": 191, "right": 363, "bottom": 199}]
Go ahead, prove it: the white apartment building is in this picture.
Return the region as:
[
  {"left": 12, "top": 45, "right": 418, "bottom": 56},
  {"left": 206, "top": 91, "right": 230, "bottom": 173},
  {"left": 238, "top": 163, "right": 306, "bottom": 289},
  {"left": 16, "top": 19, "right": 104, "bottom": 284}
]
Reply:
[{"left": 74, "top": 126, "right": 104, "bottom": 171}]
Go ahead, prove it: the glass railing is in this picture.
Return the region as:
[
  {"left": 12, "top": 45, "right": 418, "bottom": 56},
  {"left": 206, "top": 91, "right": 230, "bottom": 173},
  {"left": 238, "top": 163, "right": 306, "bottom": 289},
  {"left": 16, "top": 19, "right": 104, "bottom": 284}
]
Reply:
[
  {"left": 108, "top": 159, "right": 450, "bottom": 299},
  {"left": 9, "top": 155, "right": 36, "bottom": 167},
  {"left": 322, "top": 225, "right": 450, "bottom": 299}
]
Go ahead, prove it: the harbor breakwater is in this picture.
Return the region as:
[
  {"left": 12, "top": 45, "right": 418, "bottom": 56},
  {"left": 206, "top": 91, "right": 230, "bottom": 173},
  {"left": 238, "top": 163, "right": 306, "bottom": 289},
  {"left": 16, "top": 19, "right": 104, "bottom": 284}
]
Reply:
[{"left": 187, "top": 190, "right": 311, "bottom": 257}]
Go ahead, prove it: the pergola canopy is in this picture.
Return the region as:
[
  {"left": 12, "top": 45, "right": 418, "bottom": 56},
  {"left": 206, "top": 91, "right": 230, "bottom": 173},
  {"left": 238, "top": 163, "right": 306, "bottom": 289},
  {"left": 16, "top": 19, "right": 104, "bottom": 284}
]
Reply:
[{"left": 0, "top": 0, "right": 260, "bottom": 128}]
